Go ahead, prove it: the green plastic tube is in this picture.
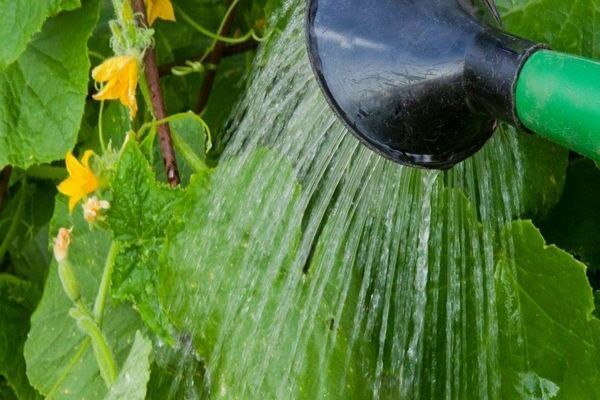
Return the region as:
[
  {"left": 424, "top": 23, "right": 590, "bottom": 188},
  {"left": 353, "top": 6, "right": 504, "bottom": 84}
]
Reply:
[{"left": 515, "top": 50, "right": 600, "bottom": 161}]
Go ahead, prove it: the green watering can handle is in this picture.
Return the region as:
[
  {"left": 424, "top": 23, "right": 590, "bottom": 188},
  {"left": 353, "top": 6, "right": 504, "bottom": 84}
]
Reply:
[{"left": 516, "top": 50, "right": 600, "bottom": 161}]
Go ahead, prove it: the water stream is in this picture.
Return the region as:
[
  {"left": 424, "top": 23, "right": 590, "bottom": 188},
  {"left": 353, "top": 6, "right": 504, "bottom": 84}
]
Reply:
[{"left": 159, "top": 0, "right": 532, "bottom": 398}]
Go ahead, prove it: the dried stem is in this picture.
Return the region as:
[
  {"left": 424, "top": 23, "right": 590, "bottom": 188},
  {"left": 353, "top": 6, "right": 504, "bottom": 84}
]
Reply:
[
  {"left": 132, "top": 0, "right": 180, "bottom": 186},
  {"left": 195, "top": 3, "right": 239, "bottom": 114}
]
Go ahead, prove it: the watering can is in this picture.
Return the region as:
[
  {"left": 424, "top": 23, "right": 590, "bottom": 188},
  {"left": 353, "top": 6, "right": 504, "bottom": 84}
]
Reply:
[{"left": 306, "top": 0, "right": 600, "bottom": 169}]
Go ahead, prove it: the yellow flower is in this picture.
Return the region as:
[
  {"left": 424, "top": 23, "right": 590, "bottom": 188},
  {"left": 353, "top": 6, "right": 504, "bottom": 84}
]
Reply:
[
  {"left": 58, "top": 151, "right": 99, "bottom": 212},
  {"left": 145, "top": 0, "right": 175, "bottom": 26},
  {"left": 92, "top": 55, "right": 139, "bottom": 118},
  {"left": 82, "top": 196, "right": 110, "bottom": 224},
  {"left": 53, "top": 227, "right": 72, "bottom": 263}
]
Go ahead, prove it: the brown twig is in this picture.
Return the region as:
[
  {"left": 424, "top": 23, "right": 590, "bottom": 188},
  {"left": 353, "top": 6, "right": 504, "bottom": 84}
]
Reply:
[
  {"left": 132, "top": 0, "right": 180, "bottom": 186},
  {"left": 0, "top": 166, "right": 12, "bottom": 213},
  {"left": 195, "top": 4, "right": 239, "bottom": 114},
  {"left": 157, "top": 39, "right": 258, "bottom": 77}
]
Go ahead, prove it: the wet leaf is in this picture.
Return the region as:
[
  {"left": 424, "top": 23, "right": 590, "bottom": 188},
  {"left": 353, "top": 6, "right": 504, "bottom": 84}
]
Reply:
[
  {"left": 496, "top": 220, "right": 600, "bottom": 399},
  {"left": 159, "top": 148, "right": 375, "bottom": 398}
]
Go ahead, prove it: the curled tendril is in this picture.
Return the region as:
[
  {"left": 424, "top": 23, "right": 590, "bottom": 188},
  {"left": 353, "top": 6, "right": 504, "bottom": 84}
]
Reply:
[{"left": 172, "top": 62, "right": 204, "bottom": 76}]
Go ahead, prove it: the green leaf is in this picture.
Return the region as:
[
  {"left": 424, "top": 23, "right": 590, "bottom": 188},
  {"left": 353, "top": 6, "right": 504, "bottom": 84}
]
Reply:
[
  {"left": 0, "top": 180, "right": 55, "bottom": 264},
  {"left": 0, "top": 0, "right": 80, "bottom": 69},
  {"left": 0, "top": 274, "right": 41, "bottom": 400},
  {"left": 109, "top": 141, "right": 183, "bottom": 340},
  {"left": 24, "top": 197, "right": 142, "bottom": 399},
  {"left": 538, "top": 159, "right": 600, "bottom": 273},
  {"left": 104, "top": 331, "right": 153, "bottom": 400},
  {"left": 9, "top": 228, "right": 52, "bottom": 291},
  {"left": 110, "top": 142, "right": 182, "bottom": 240},
  {"left": 496, "top": 220, "right": 600, "bottom": 399},
  {"left": 0, "top": 0, "right": 99, "bottom": 168},
  {"left": 497, "top": 0, "right": 600, "bottom": 58}
]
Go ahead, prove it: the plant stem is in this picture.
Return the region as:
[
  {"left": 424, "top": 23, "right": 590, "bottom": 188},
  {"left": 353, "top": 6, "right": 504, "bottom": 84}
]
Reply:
[
  {"left": 137, "top": 111, "right": 212, "bottom": 149},
  {"left": 196, "top": 0, "right": 240, "bottom": 114},
  {"left": 88, "top": 50, "right": 107, "bottom": 62},
  {"left": 0, "top": 166, "right": 12, "bottom": 213},
  {"left": 93, "top": 241, "right": 120, "bottom": 325},
  {"left": 70, "top": 308, "right": 117, "bottom": 387},
  {"left": 175, "top": 3, "right": 250, "bottom": 44},
  {"left": 131, "top": 0, "right": 180, "bottom": 186},
  {"left": 25, "top": 165, "right": 67, "bottom": 181},
  {"left": 98, "top": 100, "right": 107, "bottom": 153},
  {"left": 0, "top": 178, "right": 26, "bottom": 262}
]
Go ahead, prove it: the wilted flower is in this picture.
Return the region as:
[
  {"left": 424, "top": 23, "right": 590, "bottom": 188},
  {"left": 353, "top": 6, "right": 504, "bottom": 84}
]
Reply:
[
  {"left": 53, "top": 227, "right": 72, "bottom": 263},
  {"left": 82, "top": 196, "right": 110, "bottom": 224},
  {"left": 53, "top": 228, "right": 81, "bottom": 302},
  {"left": 145, "top": 0, "right": 175, "bottom": 26},
  {"left": 58, "top": 151, "right": 99, "bottom": 212},
  {"left": 92, "top": 55, "right": 139, "bottom": 118}
]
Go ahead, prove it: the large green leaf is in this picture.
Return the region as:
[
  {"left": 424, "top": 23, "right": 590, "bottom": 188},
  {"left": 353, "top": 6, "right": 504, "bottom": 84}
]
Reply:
[
  {"left": 0, "top": 0, "right": 80, "bottom": 69},
  {"left": 0, "top": 274, "right": 41, "bottom": 400},
  {"left": 496, "top": 220, "right": 600, "bottom": 399},
  {"left": 24, "top": 198, "right": 142, "bottom": 399},
  {"left": 0, "top": 0, "right": 99, "bottom": 168},
  {"left": 109, "top": 141, "right": 184, "bottom": 340}
]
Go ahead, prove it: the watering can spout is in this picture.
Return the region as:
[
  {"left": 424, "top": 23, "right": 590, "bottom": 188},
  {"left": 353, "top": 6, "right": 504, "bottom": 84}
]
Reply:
[{"left": 306, "top": 0, "right": 600, "bottom": 168}]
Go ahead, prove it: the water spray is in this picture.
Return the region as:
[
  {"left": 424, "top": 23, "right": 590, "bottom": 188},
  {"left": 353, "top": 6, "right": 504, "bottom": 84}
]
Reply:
[{"left": 306, "top": 0, "right": 600, "bottom": 168}]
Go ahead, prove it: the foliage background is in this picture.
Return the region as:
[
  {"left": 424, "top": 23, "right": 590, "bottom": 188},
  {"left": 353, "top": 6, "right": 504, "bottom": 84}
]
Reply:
[{"left": 0, "top": 0, "right": 599, "bottom": 398}]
